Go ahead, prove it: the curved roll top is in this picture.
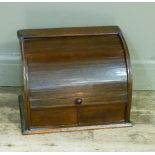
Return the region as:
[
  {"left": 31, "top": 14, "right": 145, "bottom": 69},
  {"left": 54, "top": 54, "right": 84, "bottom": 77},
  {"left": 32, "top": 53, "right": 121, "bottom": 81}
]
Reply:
[{"left": 18, "top": 26, "right": 132, "bottom": 106}]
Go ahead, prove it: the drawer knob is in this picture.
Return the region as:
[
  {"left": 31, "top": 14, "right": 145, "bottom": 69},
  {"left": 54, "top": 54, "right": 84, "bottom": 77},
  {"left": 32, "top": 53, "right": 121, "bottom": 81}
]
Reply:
[{"left": 75, "top": 98, "right": 82, "bottom": 105}]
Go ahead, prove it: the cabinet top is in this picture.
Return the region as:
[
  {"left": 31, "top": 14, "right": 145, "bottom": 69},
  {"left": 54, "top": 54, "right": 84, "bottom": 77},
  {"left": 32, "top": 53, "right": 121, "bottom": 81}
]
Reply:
[{"left": 17, "top": 26, "right": 120, "bottom": 39}]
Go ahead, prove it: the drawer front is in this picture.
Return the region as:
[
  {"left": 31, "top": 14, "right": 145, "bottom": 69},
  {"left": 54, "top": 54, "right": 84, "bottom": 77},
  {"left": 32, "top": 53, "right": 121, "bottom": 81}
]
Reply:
[
  {"left": 77, "top": 102, "right": 126, "bottom": 125},
  {"left": 30, "top": 107, "right": 77, "bottom": 128},
  {"left": 30, "top": 102, "right": 126, "bottom": 128}
]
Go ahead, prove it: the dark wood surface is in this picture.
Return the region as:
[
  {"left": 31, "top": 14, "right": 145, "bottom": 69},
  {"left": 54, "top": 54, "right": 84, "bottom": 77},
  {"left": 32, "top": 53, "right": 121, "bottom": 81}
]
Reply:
[
  {"left": 17, "top": 26, "right": 119, "bottom": 39},
  {"left": 18, "top": 26, "right": 132, "bottom": 134}
]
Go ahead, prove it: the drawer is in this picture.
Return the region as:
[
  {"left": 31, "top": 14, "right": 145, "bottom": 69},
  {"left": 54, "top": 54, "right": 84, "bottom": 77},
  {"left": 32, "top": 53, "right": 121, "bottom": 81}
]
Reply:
[
  {"left": 78, "top": 102, "right": 126, "bottom": 125},
  {"left": 31, "top": 106, "right": 77, "bottom": 128},
  {"left": 30, "top": 102, "right": 126, "bottom": 128}
]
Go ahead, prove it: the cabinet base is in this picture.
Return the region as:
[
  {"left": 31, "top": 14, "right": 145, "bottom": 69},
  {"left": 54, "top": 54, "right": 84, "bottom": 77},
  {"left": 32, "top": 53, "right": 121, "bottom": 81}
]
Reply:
[
  {"left": 18, "top": 95, "right": 132, "bottom": 135},
  {"left": 23, "top": 123, "right": 132, "bottom": 135}
]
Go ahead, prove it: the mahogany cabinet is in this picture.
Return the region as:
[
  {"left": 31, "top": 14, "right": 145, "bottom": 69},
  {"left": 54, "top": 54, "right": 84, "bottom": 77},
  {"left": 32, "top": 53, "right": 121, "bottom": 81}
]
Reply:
[{"left": 17, "top": 26, "right": 132, "bottom": 135}]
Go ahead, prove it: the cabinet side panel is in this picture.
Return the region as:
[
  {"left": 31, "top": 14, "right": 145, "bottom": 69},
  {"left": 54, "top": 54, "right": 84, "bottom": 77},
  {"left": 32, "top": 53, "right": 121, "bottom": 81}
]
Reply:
[
  {"left": 19, "top": 39, "right": 31, "bottom": 130},
  {"left": 118, "top": 30, "right": 132, "bottom": 122}
]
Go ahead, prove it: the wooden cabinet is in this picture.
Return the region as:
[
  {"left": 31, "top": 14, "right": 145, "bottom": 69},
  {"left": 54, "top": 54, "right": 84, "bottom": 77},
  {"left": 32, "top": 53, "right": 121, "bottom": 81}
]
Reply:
[{"left": 18, "top": 26, "right": 132, "bottom": 135}]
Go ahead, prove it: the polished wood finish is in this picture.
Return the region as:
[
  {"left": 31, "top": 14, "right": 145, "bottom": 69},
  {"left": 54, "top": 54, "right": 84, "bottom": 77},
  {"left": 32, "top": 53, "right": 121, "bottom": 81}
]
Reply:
[
  {"left": 17, "top": 26, "right": 132, "bottom": 134},
  {"left": 31, "top": 107, "right": 77, "bottom": 127}
]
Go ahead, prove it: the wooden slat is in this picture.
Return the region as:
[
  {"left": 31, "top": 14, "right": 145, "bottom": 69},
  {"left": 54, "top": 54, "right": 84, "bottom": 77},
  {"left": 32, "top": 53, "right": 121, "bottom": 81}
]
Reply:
[
  {"left": 30, "top": 91, "right": 127, "bottom": 108},
  {"left": 18, "top": 26, "right": 120, "bottom": 39}
]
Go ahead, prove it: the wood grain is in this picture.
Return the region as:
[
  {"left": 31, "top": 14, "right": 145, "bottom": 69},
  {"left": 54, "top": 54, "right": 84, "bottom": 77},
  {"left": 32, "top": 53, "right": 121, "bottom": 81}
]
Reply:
[
  {"left": 31, "top": 106, "right": 77, "bottom": 127},
  {"left": 17, "top": 26, "right": 132, "bottom": 134}
]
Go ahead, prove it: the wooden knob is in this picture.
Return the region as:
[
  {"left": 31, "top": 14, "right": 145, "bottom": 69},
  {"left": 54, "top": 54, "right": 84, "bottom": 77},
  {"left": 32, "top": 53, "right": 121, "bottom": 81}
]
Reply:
[{"left": 75, "top": 98, "right": 82, "bottom": 105}]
